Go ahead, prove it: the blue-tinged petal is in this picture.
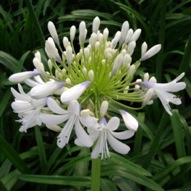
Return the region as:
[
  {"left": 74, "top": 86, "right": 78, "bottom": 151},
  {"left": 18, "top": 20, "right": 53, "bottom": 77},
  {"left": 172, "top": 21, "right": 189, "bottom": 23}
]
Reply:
[
  {"left": 107, "top": 133, "right": 130, "bottom": 155},
  {"left": 61, "top": 81, "right": 91, "bottom": 103}
]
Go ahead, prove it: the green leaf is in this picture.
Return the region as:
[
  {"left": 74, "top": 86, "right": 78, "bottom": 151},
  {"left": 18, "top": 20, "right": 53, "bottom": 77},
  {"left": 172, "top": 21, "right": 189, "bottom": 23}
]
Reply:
[
  {"left": 170, "top": 110, "right": 186, "bottom": 158},
  {"left": 18, "top": 174, "right": 91, "bottom": 187},
  {"left": 0, "top": 134, "right": 31, "bottom": 174}
]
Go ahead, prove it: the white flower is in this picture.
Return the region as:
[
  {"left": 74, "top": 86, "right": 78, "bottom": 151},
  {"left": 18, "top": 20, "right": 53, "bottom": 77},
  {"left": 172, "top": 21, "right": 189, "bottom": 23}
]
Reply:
[
  {"left": 142, "top": 73, "right": 186, "bottom": 115},
  {"left": 39, "top": 98, "right": 97, "bottom": 148},
  {"left": 48, "top": 21, "right": 60, "bottom": 45},
  {"left": 89, "top": 117, "right": 135, "bottom": 159},
  {"left": 11, "top": 84, "right": 47, "bottom": 132},
  {"left": 120, "top": 110, "right": 138, "bottom": 131},
  {"left": 61, "top": 81, "right": 91, "bottom": 103}
]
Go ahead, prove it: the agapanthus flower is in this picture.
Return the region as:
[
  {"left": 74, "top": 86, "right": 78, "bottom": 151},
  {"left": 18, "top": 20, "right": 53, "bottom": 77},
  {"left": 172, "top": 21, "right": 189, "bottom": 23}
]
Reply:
[
  {"left": 142, "top": 73, "right": 186, "bottom": 115},
  {"left": 39, "top": 97, "right": 97, "bottom": 148},
  {"left": 11, "top": 84, "right": 47, "bottom": 132},
  {"left": 9, "top": 16, "right": 186, "bottom": 159},
  {"left": 86, "top": 117, "right": 135, "bottom": 159}
]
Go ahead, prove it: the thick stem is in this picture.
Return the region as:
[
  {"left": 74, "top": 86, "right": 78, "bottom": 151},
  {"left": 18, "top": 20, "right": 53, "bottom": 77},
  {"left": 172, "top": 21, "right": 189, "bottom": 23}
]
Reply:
[{"left": 91, "top": 158, "right": 101, "bottom": 191}]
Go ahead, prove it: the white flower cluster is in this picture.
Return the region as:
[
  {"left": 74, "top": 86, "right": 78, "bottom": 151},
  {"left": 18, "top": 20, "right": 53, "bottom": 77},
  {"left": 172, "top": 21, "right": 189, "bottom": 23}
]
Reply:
[{"left": 9, "top": 17, "right": 186, "bottom": 159}]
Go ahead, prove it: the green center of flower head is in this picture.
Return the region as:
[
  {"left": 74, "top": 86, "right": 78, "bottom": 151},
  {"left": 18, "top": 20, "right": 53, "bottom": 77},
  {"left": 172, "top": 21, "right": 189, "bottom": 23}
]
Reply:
[{"left": 44, "top": 17, "right": 162, "bottom": 117}]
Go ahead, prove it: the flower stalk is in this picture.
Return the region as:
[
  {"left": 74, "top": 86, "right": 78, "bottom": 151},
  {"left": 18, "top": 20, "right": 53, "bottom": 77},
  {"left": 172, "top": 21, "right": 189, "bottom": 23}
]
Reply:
[{"left": 91, "top": 158, "right": 101, "bottom": 191}]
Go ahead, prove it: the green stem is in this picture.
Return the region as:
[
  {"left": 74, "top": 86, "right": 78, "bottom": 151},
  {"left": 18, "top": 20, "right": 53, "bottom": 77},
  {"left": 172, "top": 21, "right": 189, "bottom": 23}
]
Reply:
[{"left": 91, "top": 158, "right": 101, "bottom": 191}]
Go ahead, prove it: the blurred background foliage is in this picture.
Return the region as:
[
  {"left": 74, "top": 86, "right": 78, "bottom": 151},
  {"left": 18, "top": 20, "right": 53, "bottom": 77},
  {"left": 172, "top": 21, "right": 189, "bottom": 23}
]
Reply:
[{"left": 0, "top": 0, "right": 191, "bottom": 190}]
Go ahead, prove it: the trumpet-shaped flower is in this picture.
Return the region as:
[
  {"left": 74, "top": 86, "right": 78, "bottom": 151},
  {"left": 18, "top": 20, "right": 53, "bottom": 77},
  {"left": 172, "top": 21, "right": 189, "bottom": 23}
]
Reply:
[
  {"left": 142, "top": 73, "right": 186, "bottom": 115},
  {"left": 39, "top": 98, "right": 97, "bottom": 148},
  {"left": 11, "top": 84, "right": 47, "bottom": 132},
  {"left": 88, "top": 117, "right": 135, "bottom": 159}
]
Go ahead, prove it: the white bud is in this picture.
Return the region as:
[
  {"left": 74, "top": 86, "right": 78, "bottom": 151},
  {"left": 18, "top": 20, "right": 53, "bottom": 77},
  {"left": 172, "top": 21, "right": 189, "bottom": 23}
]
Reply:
[
  {"left": 92, "top": 16, "right": 100, "bottom": 33},
  {"left": 128, "top": 65, "right": 136, "bottom": 78},
  {"left": 112, "top": 53, "right": 123, "bottom": 75},
  {"left": 88, "top": 70, "right": 94, "bottom": 81},
  {"left": 143, "top": 73, "right": 149, "bottom": 82},
  {"left": 84, "top": 47, "right": 90, "bottom": 58},
  {"left": 65, "top": 78, "right": 72, "bottom": 85},
  {"left": 79, "top": 21, "right": 87, "bottom": 44},
  {"left": 34, "top": 51, "right": 41, "bottom": 61},
  {"left": 123, "top": 54, "right": 132, "bottom": 67},
  {"left": 141, "top": 42, "right": 148, "bottom": 56},
  {"left": 66, "top": 46, "right": 73, "bottom": 65},
  {"left": 82, "top": 67, "right": 87, "bottom": 75},
  {"left": 124, "top": 29, "right": 133, "bottom": 43},
  {"left": 63, "top": 37, "right": 71, "bottom": 49},
  {"left": 33, "top": 58, "right": 45, "bottom": 76},
  {"left": 140, "top": 44, "right": 161, "bottom": 61},
  {"left": 89, "top": 33, "right": 97, "bottom": 47},
  {"left": 149, "top": 76, "right": 157, "bottom": 83},
  {"left": 48, "top": 59, "right": 52, "bottom": 71},
  {"left": 119, "top": 21, "right": 129, "bottom": 45},
  {"left": 48, "top": 21, "right": 59, "bottom": 45},
  {"left": 100, "top": 101, "right": 109, "bottom": 118},
  {"left": 103, "top": 28, "right": 109, "bottom": 40},
  {"left": 130, "top": 29, "right": 141, "bottom": 42},
  {"left": 98, "top": 33, "right": 103, "bottom": 42},
  {"left": 45, "top": 37, "right": 61, "bottom": 62},
  {"left": 112, "top": 31, "right": 121, "bottom": 48},
  {"left": 70, "top": 25, "right": 76, "bottom": 42},
  {"left": 127, "top": 41, "right": 136, "bottom": 55}
]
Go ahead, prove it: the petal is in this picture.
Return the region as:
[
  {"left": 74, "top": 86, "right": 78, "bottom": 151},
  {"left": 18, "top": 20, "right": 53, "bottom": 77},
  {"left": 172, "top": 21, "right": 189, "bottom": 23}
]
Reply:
[
  {"left": 111, "top": 130, "right": 135, "bottom": 140},
  {"left": 47, "top": 97, "right": 68, "bottom": 114},
  {"left": 106, "top": 117, "right": 120, "bottom": 131},
  {"left": 120, "top": 110, "right": 138, "bottom": 131},
  {"left": 74, "top": 120, "right": 93, "bottom": 147},
  {"left": 57, "top": 116, "right": 75, "bottom": 148},
  {"left": 11, "top": 86, "right": 31, "bottom": 102},
  {"left": 29, "top": 81, "right": 64, "bottom": 99},
  {"left": 67, "top": 100, "right": 81, "bottom": 116},
  {"left": 107, "top": 133, "right": 131, "bottom": 155},
  {"left": 9, "top": 70, "right": 38, "bottom": 83},
  {"left": 39, "top": 113, "right": 69, "bottom": 125},
  {"left": 61, "top": 81, "right": 91, "bottom": 103},
  {"left": 80, "top": 116, "right": 98, "bottom": 128},
  {"left": 12, "top": 101, "right": 33, "bottom": 113}
]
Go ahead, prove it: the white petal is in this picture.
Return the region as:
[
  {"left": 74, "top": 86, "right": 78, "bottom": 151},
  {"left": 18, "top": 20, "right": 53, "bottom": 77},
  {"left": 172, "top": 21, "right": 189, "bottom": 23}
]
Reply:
[
  {"left": 111, "top": 130, "right": 135, "bottom": 140},
  {"left": 33, "top": 58, "right": 45, "bottom": 76},
  {"left": 9, "top": 70, "right": 38, "bottom": 83},
  {"left": 106, "top": 117, "right": 120, "bottom": 131},
  {"left": 120, "top": 110, "right": 138, "bottom": 131},
  {"left": 12, "top": 101, "right": 32, "bottom": 113},
  {"left": 29, "top": 81, "right": 64, "bottom": 99},
  {"left": 80, "top": 116, "right": 98, "bottom": 128},
  {"left": 107, "top": 133, "right": 130, "bottom": 155},
  {"left": 47, "top": 97, "right": 68, "bottom": 114},
  {"left": 39, "top": 113, "right": 69, "bottom": 125},
  {"left": 74, "top": 120, "right": 93, "bottom": 147},
  {"left": 68, "top": 100, "right": 80, "bottom": 116},
  {"left": 11, "top": 86, "right": 31, "bottom": 102},
  {"left": 61, "top": 81, "right": 91, "bottom": 103}
]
